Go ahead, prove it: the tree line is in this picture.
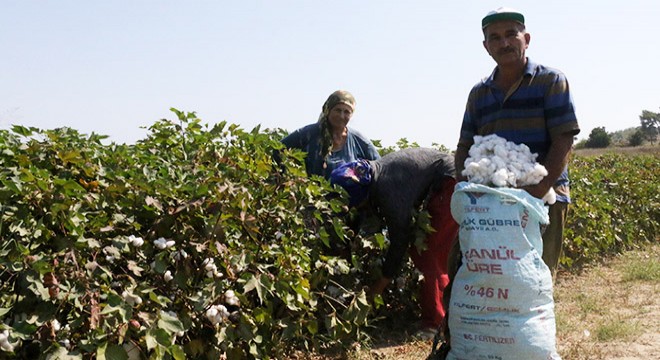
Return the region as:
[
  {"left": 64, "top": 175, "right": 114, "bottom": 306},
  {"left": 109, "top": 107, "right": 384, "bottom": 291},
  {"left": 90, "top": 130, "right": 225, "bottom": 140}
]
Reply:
[{"left": 576, "top": 108, "right": 659, "bottom": 149}]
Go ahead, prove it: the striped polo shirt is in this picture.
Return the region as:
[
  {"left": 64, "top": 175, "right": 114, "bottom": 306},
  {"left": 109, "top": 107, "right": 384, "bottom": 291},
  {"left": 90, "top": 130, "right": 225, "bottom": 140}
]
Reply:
[{"left": 458, "top": 58, "right": 580, "bottom": 202}]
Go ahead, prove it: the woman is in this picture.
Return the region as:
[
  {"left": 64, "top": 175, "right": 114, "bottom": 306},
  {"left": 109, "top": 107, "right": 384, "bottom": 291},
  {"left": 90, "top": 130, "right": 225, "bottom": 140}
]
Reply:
[{"left": 281, "top": 90, "right": 380, "bottom": 178}]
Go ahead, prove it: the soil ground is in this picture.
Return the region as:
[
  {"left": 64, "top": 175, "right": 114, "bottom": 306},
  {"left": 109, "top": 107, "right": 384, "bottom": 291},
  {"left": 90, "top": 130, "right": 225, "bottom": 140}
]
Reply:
[{"left": 303, "top": 242, "right": 659, "bottom": 360}]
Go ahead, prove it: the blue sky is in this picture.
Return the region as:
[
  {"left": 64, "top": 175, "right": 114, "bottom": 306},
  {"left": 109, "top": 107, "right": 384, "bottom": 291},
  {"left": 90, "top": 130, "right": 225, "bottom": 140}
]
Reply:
[{"left": 2, "top": 1, "right": 659, "bottom": 148}]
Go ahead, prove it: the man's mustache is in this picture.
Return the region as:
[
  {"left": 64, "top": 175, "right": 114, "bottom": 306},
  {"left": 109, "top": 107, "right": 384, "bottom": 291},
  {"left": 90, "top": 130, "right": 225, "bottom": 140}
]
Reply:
[{"left": 498, "top": 47, "right": 516, "bottom": 55}]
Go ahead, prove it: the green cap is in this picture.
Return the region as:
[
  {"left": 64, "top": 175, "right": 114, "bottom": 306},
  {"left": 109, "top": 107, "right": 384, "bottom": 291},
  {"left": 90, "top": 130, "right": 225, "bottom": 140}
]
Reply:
[{"left": 482, "top": 7, "right": 525, "bottom": 29}]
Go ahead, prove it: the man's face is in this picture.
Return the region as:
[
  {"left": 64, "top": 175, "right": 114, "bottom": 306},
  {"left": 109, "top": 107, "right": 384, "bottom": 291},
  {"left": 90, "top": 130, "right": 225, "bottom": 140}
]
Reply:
[{"left": 482, "top": 20, "right": 530, "bottom": 67}]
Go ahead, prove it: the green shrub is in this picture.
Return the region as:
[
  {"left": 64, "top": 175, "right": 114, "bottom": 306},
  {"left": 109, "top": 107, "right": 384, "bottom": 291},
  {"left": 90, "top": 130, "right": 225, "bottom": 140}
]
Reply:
[
  {"left": 0, "top": 110, "right": 386, "bottom": 359},
  {"left": 563, "top": 153, "right": 660, "bottom": 267}
]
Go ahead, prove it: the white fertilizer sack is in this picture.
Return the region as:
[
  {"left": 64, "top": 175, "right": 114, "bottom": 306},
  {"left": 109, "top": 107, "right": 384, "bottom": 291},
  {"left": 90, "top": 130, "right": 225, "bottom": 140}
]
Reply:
[{"left": 446, "top": 182, "right": 560, "bottom": 360}]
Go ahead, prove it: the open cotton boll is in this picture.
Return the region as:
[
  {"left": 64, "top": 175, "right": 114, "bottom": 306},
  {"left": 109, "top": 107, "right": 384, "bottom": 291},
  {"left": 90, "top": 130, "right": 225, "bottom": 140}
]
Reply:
[
  {"left": 463, "top": 134, "right": 549, "bottom": 188},
  {"left": 492, "top": 168, "right": 509, "bottom": 187},
  {"left": 543, "top": 187, "right": 557, "bottom": 205}
]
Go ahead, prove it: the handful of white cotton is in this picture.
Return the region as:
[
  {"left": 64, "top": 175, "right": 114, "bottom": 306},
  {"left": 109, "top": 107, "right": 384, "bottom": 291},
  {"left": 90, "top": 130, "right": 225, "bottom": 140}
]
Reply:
[{"left": 463, "top": 134, "right": 556, "bottom": 204}]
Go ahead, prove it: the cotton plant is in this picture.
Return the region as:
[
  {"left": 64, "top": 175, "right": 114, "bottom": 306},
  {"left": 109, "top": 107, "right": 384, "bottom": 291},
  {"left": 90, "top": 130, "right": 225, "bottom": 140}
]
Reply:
[{"left": 463, "top": 134, "right": 556, "bottom": 204}]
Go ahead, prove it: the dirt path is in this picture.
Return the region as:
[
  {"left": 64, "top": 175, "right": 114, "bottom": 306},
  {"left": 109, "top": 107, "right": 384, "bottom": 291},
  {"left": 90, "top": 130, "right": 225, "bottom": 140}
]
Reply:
[
  {"left": 357, "top": 243, "right": 660, "bottom": 360},
  {"left": 553, "top": 243, "right": 660, "bottom": 359}
]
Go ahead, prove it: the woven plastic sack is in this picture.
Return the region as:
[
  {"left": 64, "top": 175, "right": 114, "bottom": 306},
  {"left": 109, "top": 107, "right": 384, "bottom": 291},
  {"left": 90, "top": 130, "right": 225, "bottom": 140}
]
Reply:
[{"left": 446, "top": 182, "right": 560, "bottom": 360}]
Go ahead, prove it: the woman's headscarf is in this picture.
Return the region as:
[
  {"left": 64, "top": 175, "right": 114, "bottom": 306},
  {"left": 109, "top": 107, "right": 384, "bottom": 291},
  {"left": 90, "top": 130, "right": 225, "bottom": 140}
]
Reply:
[
  {"left": 330, "top": 159, "right": 372, "bottom": 207},
  {"left": 317, "top": 90, "right": 357, "bottom": 164}
]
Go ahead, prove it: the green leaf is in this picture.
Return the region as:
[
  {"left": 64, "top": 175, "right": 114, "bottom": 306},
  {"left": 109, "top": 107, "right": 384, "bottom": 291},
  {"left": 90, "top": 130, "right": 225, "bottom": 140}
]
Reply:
[
  {"left": 243, "top": 274, "right": 264, "bottom": 304},
  {"left": 105, "top": 344, "right": 128, "bottom": 360},
  {"left": 45, "top": 347, "right": 84, "bottom": 360},
  {"left": 306, "top": 320, "right": 318, "bottom": 335},
  {"left": 11, "top": 125, "right": 35, "bottom": 136},
  {"left": 158, "top": 310, "right": 185, "bottom": 334},
  {"left": 170, "top": 344, "right": 186, "bottom": 360},
  {"left": 148, "top": 291, "right": 172, "bottom": 307}
]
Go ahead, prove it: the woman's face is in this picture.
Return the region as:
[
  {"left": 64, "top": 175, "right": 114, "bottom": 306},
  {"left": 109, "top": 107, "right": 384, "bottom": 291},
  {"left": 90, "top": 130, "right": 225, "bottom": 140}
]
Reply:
[{"left": 327, "top": 103, "right": 353, "bottom": 130}]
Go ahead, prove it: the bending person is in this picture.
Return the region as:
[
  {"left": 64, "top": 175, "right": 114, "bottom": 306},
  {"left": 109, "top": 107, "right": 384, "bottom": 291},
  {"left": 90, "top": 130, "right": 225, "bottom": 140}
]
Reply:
[{"left": 330, "top": 147, "right": 458, "bottom": 333}]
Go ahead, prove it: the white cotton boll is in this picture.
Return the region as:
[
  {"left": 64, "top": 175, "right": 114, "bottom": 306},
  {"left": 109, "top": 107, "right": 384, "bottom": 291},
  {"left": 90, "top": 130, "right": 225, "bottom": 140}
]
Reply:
[
  {"left": 533, "top": 163, "right": 548, "bottom": 177},
  {"left": 52, "top": 319, "right": 61, "bottom": 332},
  {"left": 491, "top": 155, "right": 506, "bottom": 170},
  {"left": 466, "top": 134, "right": 550, "bottom": 188},
  {"left": 226, "top": 296, "right": 239, "bottom": 307},
  {"left": 217, "top": 305, "right": 229, "bottom": 319},
  {"left": 494, "top": 144, "right": 508, "bottom": 159},
  {"left": 543, "top": 188, "right": 557, "bottom": 205},
  {"left": 206, "top": 307, "right": 218, "bottom": 320},
  {"left": 0, "top": 340, "right": 14, "bottom": 353},
  {"left": 492, "top": 168, "right": 509, "bottom": 187},
  {"left": 164, "top": 271, "right": 173, "bottom": 282},
  {"left": 129, "top": 235, "right": 144, "bottom": 247},
  {"left": 0, "top": 330, "right": 12, "bottom": 353},
  {"left": 174, "top": 250, "right": 188, "bottom": 261},
  {"left": 471, "top": 176, "right": 484, "bottom": 185},
  {"left": 204, "top": 260, "right": 216, "bottom": 272},
  {"left": 224, "top": 290, "right": 240, "bottom": 306},
  {"left": 477, "top": 157, "right": 491, "bottom": 167},
  {"left": 165, "top": 240, "right": 175, "bottom": 248},
  {"left": 154, "top": 238, "right": 167, "bottom": 250},
  {"left": 506, "top": 173, "right": 517, "bottom": 187},
  {"left": 464, "top": 162, "right": 476, "bottom": 174},
  {"left": 122, "top": 291, "right": 142, "bottom": 306},
  {"left": 206, "top": 305, "right": 229, "bottom": 325}
]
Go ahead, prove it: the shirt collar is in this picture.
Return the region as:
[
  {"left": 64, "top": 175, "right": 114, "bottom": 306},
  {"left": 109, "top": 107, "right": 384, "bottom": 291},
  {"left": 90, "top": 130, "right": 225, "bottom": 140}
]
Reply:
[{"left": 484, "top": 57, "right": 536, "bottom": 86}]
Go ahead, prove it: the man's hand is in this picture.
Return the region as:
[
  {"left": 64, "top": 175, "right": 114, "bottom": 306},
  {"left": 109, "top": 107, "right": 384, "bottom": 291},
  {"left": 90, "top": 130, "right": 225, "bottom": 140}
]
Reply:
[{"left": 520, "top": 183, "right": 550, "bottom": 199}]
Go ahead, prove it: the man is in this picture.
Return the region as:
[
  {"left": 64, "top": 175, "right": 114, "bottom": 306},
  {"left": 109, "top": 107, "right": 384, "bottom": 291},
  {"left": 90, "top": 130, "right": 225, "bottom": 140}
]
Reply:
[
  {"left": 330, "top": 147, "right": 458, "bottom": 334},
  {"left": 454, "top": 7, "right": 581, "bottom": 275}
]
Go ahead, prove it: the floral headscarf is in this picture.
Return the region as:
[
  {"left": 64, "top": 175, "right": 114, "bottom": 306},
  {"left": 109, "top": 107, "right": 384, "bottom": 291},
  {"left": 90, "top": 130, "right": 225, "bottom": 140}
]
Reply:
[
  {"left": 317, "top": 90, "right": 357, "bottom": 165},
  {"left": 330, "top": 159, "right": 372, "bottom": 207}
]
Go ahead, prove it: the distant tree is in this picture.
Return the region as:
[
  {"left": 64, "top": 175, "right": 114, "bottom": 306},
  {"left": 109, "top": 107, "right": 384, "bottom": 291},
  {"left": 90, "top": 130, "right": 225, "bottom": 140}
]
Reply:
[
  {"left": 573, "top": 138, "right": 587, "bottom": 149},
  {"left": 609, "top": 126, "right": 640, "bottom": 146},
  {"left": 639, "top": 109, "right": 659, "bottom": 144},
  {"left": 585, "top": 127, "right": 611, "bottom": 148},
  {"left": 628, "top": 129, "right": 644, "bottom": 147}
]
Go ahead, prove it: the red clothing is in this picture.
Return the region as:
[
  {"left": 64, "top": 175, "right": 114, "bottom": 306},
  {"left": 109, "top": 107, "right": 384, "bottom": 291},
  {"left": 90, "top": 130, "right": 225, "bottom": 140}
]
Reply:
[{"left": 409, "top": 177, "right": 459, "bottom": 328}]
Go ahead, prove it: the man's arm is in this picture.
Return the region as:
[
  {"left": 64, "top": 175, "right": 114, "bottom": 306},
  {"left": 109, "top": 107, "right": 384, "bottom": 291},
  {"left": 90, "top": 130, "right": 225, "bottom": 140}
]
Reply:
[
  {"left": 454, "top": 144, "right": 470, "bottom": 182},
  {"left": 522, "top": 132, "right": 574, "bottom": 199}
]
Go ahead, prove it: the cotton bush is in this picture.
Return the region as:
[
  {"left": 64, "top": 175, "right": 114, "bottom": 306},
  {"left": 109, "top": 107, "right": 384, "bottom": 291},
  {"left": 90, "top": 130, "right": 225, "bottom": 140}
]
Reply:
[{"left": 0, "top": 111, "right": 379, "bottom": 359}]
